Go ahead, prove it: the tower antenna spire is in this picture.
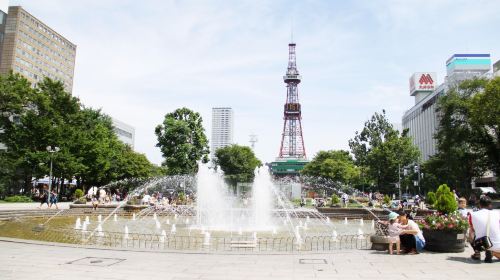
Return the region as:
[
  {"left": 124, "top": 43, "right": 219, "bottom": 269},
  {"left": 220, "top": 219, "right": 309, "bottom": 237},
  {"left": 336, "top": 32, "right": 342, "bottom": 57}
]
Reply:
[{"left": 291, "top": 17, "right": 294, "bottom": 43}]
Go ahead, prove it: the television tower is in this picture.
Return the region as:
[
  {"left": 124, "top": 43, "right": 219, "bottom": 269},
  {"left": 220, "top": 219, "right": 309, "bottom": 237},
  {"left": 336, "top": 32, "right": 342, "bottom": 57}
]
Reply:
[{"left": 278, "top": 42, "right": 306, "bottom": 159}]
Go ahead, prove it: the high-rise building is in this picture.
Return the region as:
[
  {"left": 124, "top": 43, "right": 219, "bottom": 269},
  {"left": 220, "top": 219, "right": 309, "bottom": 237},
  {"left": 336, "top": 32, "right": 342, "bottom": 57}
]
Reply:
[
  {"left": 211, "top": 107, "right": 234, "bottom": 158},
  {"left": 112, "top": 118, "right": 135, "bottom": 149},
  {"left": 402, "top": 54, "right": 492, "bottom": 161},
  {"left": 494, "top": 60, "right": 500, "bottom": 77},
  {"left": 0, "top": 6, "right": 76, "bottom": 92}
]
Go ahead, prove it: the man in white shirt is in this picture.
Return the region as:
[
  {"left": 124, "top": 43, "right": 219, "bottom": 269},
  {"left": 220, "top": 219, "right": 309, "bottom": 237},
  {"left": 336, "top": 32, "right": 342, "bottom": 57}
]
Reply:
[{"left": 470, "top": 196, "right": 500, "bottom": 263}]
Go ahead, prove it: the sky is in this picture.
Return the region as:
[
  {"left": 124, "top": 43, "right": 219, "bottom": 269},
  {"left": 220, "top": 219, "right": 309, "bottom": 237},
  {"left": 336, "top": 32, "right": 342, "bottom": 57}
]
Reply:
[{"left": 5, "top": 0, "right": 500, "bottom": 165}]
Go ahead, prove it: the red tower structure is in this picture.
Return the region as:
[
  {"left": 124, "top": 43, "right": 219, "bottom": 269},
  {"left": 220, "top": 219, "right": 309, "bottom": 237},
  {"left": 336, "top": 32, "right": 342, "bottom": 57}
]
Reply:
[
  {"left": 278, "top": 42, "right": 306, "bottom": 159},
  {"left": 270, "top": 42, "right": 308, "bottom": 176}
]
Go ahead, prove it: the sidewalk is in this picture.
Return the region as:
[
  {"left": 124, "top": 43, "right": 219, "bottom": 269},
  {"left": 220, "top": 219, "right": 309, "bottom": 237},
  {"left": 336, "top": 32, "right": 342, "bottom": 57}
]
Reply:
[
  {"left": 0, "top": 238, "right": 497, "bottom": 280},
  {"left": 0, "top": 202, "right": 71, "bottom": 210}
]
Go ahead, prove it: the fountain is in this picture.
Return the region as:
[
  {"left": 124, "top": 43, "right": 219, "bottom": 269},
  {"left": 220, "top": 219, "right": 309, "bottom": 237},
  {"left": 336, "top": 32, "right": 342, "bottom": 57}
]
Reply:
[
  {"left": 0, "top": 163, "right": 377, "bottom": 252},
  {"left": 124, "top": 226, "right": 129, "bottom": 239},
  {"left": 160, "top": 230, "right": 166, "bottom": 243},
  {"left": 332, "top": 230, "right": 338, "bottom": 241},
  {"left": 96, "top": 224, "right": 104, "bottom": 237},
  {"left": 74, "top": 217, "right": 81, "bottom": 230}
]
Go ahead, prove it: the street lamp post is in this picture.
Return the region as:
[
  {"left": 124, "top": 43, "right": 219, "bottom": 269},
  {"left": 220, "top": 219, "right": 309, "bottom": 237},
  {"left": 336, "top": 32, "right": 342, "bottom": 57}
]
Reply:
[{"left": 46, "top": 146, "right": 60, "bottom": 205}]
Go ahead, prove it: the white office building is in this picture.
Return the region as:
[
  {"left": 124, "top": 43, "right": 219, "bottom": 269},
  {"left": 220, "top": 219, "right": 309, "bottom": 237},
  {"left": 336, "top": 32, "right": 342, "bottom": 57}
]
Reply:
[
  {"left": 211, "top": 107, "right": 234, "bottom": 158},
  {"left": 112, "top": 118, "right": 135, "bottom": 149},
  {"left": 402, "top": 54, "right": 492, "bottom": 161}
]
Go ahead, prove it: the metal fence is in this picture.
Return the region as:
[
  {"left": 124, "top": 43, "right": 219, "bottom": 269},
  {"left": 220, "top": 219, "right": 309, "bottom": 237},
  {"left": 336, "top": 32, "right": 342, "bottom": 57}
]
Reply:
[{"left": 17, "top": 227, "right": 371, "bottom": 253}]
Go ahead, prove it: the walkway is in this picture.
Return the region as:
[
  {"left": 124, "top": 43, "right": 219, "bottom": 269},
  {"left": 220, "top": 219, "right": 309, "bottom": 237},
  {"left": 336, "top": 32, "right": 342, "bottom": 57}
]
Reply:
[
  {"left": 0, "top": 238, "right": 497, "bottom": 280},
  {"left": 0, "top": 202, "right": 71, "bottom": 210}
]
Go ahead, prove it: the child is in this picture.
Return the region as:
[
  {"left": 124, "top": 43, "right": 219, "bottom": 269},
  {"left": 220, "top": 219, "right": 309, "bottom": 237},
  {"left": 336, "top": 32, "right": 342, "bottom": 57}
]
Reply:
[
  {"left": 91, "top": 195, "right": 99, "bottom": 211},
  {"left": 387, "top": 212, "right": 407, "bottom": 254},
  {"left": 457, "top": 197, "right": 468, "bottom": 218}
]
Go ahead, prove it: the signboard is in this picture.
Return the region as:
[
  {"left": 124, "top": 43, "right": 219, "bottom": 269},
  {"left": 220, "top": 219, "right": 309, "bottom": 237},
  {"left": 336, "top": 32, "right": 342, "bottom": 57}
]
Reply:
[{"left": 409, "top": 72, "right": 437, "bottom": 96}]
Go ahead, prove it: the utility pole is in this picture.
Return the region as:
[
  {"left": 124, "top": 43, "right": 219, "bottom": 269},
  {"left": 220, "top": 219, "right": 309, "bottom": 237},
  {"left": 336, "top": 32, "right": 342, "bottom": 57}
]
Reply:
[{"left": 398, "top": 163, "right": 402, "bottom": 200}]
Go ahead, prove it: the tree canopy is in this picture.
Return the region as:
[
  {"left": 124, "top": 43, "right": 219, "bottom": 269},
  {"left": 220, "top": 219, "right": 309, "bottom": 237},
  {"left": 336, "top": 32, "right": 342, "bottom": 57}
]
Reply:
[
  {"left": 425, "top": 77, "right": 500, "bottom": 192},
  {"left": 348, "top": 110, "right": 420, "bottom": 193},
  {"left": 155, "top": 107, "right": 209, "bottom": 175},
  {"left": 302, "top": 150, "right": 359, "bottom": 186},
  {"left": 0, "top": 73, "right": 159, "bottom": 197},
  {"left": 213, "top": 144, "right": 262, "bottom": 184}
]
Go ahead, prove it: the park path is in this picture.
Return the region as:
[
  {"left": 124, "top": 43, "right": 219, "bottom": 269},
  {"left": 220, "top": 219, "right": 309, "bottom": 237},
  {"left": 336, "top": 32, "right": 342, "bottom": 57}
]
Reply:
[{"left": 0, "top": 238, "right": 498, "bottom": 280}]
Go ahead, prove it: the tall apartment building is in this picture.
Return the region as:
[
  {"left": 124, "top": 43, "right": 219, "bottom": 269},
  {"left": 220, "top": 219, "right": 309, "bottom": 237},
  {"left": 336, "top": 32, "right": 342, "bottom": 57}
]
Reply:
[
  {"left": 402, "top": 54, "right": 491, "bottom": 162},
  {"left": 112, "top": 118, "right": 135, "bottom": 149},
  {"left": 0, "top": 6, "right": 76, "bottom": 91},
  {"left": 211, "top": 107, "right": 234, "bottom": 158}
]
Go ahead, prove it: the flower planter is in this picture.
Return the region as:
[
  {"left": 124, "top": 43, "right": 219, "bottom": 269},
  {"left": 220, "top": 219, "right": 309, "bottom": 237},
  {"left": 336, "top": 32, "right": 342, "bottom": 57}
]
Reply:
[{"left": 422, "top": 228, "right": 466, "bottom": 253}]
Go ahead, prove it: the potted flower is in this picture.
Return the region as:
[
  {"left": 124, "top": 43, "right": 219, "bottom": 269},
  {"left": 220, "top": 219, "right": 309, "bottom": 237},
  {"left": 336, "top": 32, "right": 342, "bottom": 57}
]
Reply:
[{"left": 417, "top": 184, "right": 468, "bottom": 252}]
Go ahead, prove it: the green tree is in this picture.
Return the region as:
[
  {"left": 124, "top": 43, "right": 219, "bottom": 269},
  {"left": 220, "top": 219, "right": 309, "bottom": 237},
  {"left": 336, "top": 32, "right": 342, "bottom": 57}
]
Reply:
[
  {"left": 302, "top": 150, "right": 359, "bottom": 186},
  {"left": 0, "top": 73, "right": 159, "bottom": 194},
  {"left": 348, "top": 110, "right": 420, "bottom": 193},
  {"left": 155, "top": 108, "right": 209, "bottom": 175},
  {"left": 213, "top": 144, "right": 262, "bottom": 184},
  {"left": 469, "top": 77, "right": 500, "bottom": 183},
  {"left": 434, "top": 184, "right": 457, "bottom": 214},
  {"left": 427, "top": 78, "right": 490, "bottom": 193}
]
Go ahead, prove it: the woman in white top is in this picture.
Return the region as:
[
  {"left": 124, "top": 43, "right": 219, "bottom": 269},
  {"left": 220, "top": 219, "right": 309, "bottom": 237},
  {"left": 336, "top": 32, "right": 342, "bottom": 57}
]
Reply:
[
  {"left": 398, "top": 210, "right": 426, "bottom": 254},
  {"left": 469, "top": 196, "right": 500, "bottom": 263}
]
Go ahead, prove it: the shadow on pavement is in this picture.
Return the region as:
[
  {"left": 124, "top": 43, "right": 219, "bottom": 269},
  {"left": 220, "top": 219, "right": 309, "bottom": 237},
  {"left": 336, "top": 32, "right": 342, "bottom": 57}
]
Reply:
[{"left": 447, "top": 256, "right": 484, "bottom": 264}]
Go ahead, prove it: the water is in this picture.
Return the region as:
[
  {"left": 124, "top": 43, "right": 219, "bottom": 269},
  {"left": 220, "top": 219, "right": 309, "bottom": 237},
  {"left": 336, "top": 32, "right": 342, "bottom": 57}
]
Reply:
[{"left": 0, "top": 163, "right": 379, "bottom": 251}]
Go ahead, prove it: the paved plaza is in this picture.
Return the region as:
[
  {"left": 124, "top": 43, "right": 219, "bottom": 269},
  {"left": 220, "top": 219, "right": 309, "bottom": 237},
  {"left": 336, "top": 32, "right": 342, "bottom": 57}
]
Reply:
[{"left": 0, "top": 237, "right": 498, "bottom": 280}]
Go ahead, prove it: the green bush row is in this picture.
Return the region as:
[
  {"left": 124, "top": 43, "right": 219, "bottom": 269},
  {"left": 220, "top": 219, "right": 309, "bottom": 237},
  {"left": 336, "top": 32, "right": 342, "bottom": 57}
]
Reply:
[{"left": 4, "top": 195, "right": 33, "bottom": 202}]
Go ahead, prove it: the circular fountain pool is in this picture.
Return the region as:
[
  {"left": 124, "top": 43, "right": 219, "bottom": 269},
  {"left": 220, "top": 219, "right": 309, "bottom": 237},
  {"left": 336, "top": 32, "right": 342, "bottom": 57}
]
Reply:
[{"left": 0, "top": 165, "right": 376, "bottom": 252}]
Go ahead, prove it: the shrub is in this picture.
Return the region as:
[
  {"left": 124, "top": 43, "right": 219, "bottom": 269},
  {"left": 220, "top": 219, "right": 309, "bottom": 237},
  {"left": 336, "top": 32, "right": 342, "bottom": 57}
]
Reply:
[
  {"left": 126, "top": 197, "right": 141, "bottom": 205},
  {"left": 383, "top": 195, "right": 391, "bottom": 205},
  {"left": 434, "top": 184, "right": 457, "bottom": 214},
  {"left": 348, "top": 198, "right": 356, "bottom": 204},
  {"left": 74, "top": 189, "right": 84, "bottom": 199},
  {"left": 331, "top": 194, "right": 340, "bottom": 206},
  {"left": 426, "top": 192, "right": 436, "bottom": 206},
  {"left": 4, "top": 195, "right": 33, "bottom": 202},
  {"left": 73, "top": 197, "right": 86, "bottom": 204}
]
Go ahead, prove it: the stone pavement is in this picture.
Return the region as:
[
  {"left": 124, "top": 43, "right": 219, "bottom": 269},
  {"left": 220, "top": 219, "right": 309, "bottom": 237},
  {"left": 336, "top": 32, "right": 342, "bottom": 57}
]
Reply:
[
  {"left": 0, "top": 238, "right": 498, "bottom": 280},
  {"left": 0, "top": 202, "right": 71, "bottom": 210}
]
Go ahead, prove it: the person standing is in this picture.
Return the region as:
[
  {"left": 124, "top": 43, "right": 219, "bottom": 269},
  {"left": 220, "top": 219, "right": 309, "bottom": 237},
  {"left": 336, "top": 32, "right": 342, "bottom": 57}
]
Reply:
[
  {"left": 469, "top": 196, "right": 500, "bottom": 263},
  {"left": 49, "top": 189, "right": 59, "bottom": 209},
  {"left": 37, "top": 186, "right": 49, "bottom": 209}
]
